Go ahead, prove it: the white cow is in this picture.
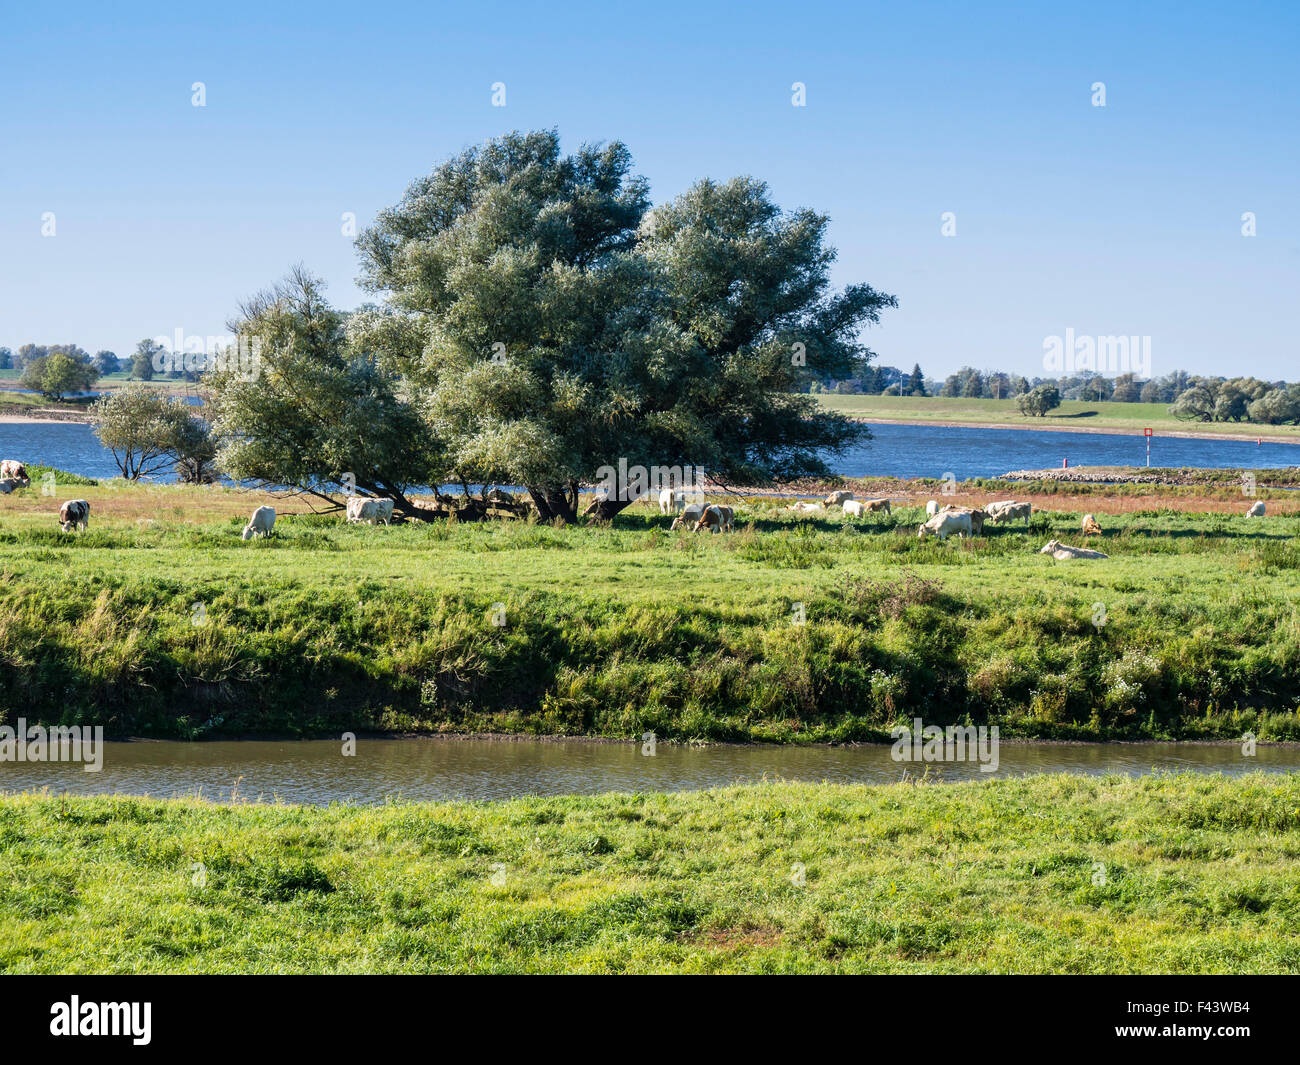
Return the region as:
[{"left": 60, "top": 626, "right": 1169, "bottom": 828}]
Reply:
[
  {"left": 1040, "top": 539, "right": 1108, "bottom": 560},
  {"left": 1246, "top": 501, "right": 1266, "bottom": 518},
  {"left": 842, "top": 500, "right": 866, "bottom": 517},
  {"left": 242, "top": 505, "right": 276, "bottom": 540},
  {"left": 925, "top": 500, "right": 940, "bottom": 517},
  {"left": 825, "top": 490, "right": 854, "bottom": 506},
  {"left": 918, "top": 510, "right": 972, "bottom": 540},
  {"left": 789, "top": 501, "right": 822, "bottom": 514},
  {"left": 347, "top": 496, "right": 394, "bottom": 525},
  {"left": 658, "top": 487, "right": 687, "bottom": 515},
  {"left": 670, "top": 502, "right": 706, "bottom": 530},
  {"left": 59, "top": 499, "right": 90, "bottom": 532}
]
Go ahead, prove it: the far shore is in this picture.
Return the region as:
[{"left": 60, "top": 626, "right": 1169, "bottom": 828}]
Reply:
[{"left": 851, "top": 415, "right": 1300, "bottom": 445}]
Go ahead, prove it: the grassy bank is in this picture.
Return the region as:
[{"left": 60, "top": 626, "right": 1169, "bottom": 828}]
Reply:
[
  {"left": 815, "top": 394, "right": 1300, "bottom": 441},
  {"left": 1, "top": 480, "right": 1299, "bottom": 741},
  {"left": 2, "top": 774, "right": 1297, "bottom": 973}
]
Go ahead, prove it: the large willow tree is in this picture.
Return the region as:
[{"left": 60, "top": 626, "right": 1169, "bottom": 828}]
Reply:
[{"left": 214, "top": 131, "right": 897, "bottom": 521}]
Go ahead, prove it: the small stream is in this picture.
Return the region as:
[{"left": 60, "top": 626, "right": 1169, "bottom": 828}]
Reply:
[{"left": 1, "top": 738, "right": 1293, "bottom": 805}]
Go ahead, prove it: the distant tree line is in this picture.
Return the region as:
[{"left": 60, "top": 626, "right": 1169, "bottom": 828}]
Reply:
[
  {"left": 809, "top": 364, "right": 1300, "bottom": 425},
  {"left": 0, "top": 339, "right": 205, "bottom": 383}
]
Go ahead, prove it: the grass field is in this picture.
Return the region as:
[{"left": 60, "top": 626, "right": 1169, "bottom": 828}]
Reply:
[
  {"left": 815, "top": 394, "right": 1300, "bottom": 440},
  {"left": 1, "top": 478, "right": 1299, "bottom": 741},
  {"left": 2, "top": 774, "right": 1297, "bottom": 973}
]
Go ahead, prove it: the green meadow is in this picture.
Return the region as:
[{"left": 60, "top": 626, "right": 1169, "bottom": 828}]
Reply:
[
  {"left": 1, "top": 481, "right": 1298, "bottom": 741},
  {"left": 2, "top": 774, "right": 1298, "bottom": 973}
]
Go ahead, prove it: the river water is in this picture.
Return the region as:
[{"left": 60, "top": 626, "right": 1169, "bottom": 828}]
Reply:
[
  {"left": 1, "top": 738, "right": 1293, "bottom": 805},
  {"left": 1, "top": 421, "right": 1296, "bottom": 483}
]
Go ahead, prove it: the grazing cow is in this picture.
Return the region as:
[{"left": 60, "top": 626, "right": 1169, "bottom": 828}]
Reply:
[
  {"left": 939, "top": 505, "right": 988, "bottom": 535},
  {"left": 789, "top": 501, "right": 822, "bottom": 514},
  {"left": 918, "top": 510, "right": 972, "bottom": 540},
  {"left": 670, "top": 502, "right": 706, "bottom": 530},
  {"left": 0, "top": 478, "right": 22, "bottom": 495},
  {"left": 0, "top": 461, "right": 30, "bottom": 487},
  {"left": 941, "top": 506, "right": 989, "bottom": 535},
  {"left": 346, "top": 496, "right": 394, "bottom": 525},
  {"left": 984, "top": 500, "right": 1019, "bottom": 517},
  {"left": 693, "top": 504, "right": 734, "bottom": 533},
  {"left": 1081, "top": 513, "right": 1103, "bottom": 536},
  {"left": 841, "top": 500, "right": 866, "bottom": 517},
  {"left": 241, "top": 505, "right": 276, "bottom": 540},
  {"left": 925, "top": 500, "right": 940, "bottom": 517},
  {"left": 1040, "top": 539, "right": 1108, "bottom": 560},
  {"left": 862, "top": 498, "right": 891, "bottom": 515},
  {"left": 1246, "top": 501, "right": 1266, "bottom": 518},
  {"left": 825, "top": 490, "right": 854, "bottom": 506},
  {"left": 988, "top": 501, "right": 1032, "bottom": 526},
  {"left": 58, "top": 499, "right": 90, "bottom": 532}
]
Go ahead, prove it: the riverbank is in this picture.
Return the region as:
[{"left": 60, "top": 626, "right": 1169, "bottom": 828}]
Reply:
[
  {"left": 2, "top": 774, "right": 1296, "bottom": 973},
  {"left": 1, "top": 480, "right": 1298, "bottom": 742},
  {"left": 815, "top": 395, "right": 1300, "bottom": 444}
]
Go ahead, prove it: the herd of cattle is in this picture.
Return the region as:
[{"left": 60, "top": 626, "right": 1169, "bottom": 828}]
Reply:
[{"left": 0, "top": 458, "right": 1274, "bottom": 557}]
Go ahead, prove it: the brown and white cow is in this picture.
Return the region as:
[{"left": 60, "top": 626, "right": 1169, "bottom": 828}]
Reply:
[
  {"left": 693, "top": 504, "right": 734, "bottom": 533},
  {"left": 0, "top": 460, "right": 30, "bottom": 487},
  {"left": 59, "top": 499, "right": 91, "bottom": 532}
]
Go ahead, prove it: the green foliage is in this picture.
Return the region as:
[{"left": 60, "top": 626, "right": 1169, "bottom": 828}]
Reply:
[
  {"left": 207, "top": 267, "right": 444, "bottom": 506},
  {"left": 348, "top": 130, "right": 897, "bottom": 518},
  {"left": 1017, "top": 383, "right": 1062, "bottom": 417},
  {"left": 18, "top": 353, "right": 97, "bottom": 401},
  {"left": 91, "top": 384, "right": 205, "bottom": 480}
]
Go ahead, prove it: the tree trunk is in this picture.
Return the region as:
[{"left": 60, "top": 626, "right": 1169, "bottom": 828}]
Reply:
[
  {"left": 527, "top": 485, "right": 579, "bottom": 524},
  {"left": 583, "top": 496, "right": 636, "bottom": 521}
]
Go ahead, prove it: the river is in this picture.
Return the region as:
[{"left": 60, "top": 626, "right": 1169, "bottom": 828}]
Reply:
[
  {"left": 0, "top": 738, "right": 1293, "bottom": 805},
  {"left": 1, "top": 420, "right": 1297, "bottom": 482}
]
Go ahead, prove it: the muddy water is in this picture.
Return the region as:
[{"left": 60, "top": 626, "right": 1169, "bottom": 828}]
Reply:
[{"left": 1, "top": 738, "right": 1295, "bottom": 805}]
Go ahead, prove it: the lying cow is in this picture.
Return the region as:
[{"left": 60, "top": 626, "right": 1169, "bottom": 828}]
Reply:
[
  {"left": 1081, "top": 513, "right": 1103, "bottom": 536},
  {"left": 825, "top": 490, "right": 854, "bottom": 506},
  {"left": 789, "top": 501, "right": 822, "bottom": 514},
  {"left": 1040, "top": 539, "right": 1108, "bottom": 560},
  {"left": 0, "top": 460, "right": 30, "bottom": 487},
  {"left": 693, "top": 504, "right": 734, "bottom": 533},
  {"left": 346, "top": 496, "right": 395, "bottom": 525},
  {"left": 1246, "top": 501, "right": 1266, "bottom": 518},
  {"left": 670, "top": 502, "right": 706, "bottom": 530},
  {"left": 988, "top": 501, "right": 1032, "bottom": 525},
  {"left": 918, "top": 510, "right": 971, "bottom": 540},
  {"left": 59, "top": 499, "right": 90, "bottom": 532},
  {"left": 0, "top": 478, "right": 23, "bottom": 495},
  {"left": 242, "top": 505, "right": 276, "bottom": 540}
]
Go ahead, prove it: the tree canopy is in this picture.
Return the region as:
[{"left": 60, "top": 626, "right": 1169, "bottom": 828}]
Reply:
[{"left": 211, "top": 131, "right": 897, "bottom": 521}]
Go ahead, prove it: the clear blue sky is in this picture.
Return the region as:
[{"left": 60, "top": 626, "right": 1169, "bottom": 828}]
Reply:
[{"left": 2, "top": 0, "right": 1297, "bottom": 379}]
